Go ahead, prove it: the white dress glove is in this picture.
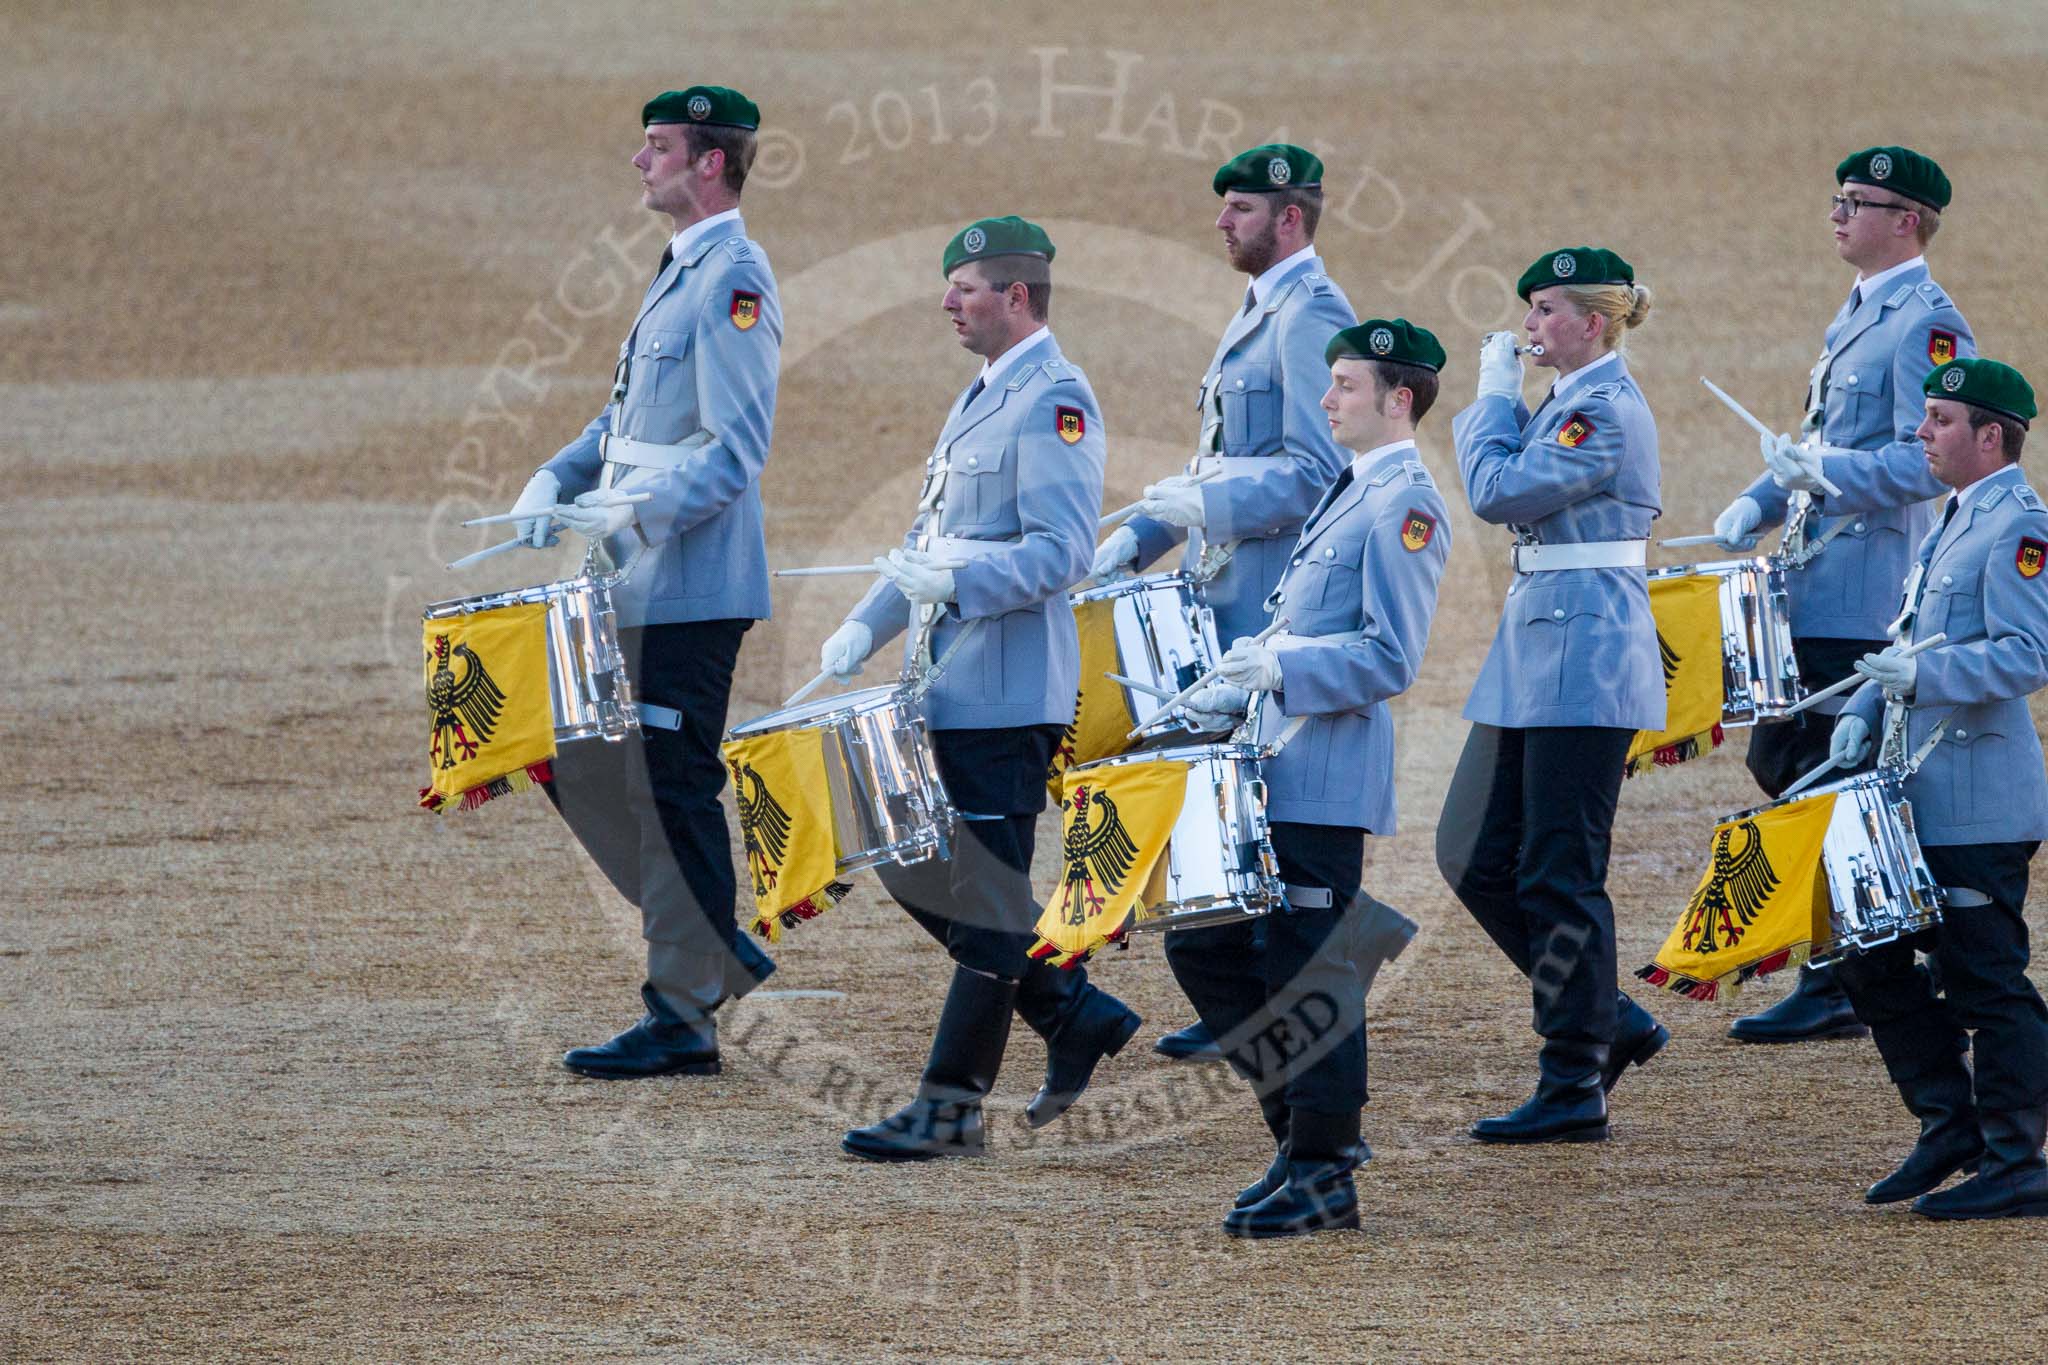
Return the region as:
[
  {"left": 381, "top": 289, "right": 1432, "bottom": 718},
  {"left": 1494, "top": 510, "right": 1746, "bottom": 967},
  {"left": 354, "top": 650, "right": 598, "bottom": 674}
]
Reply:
[
  {"left": 1854, "top": 645, "right": 1918, "bottom": 696},
  {"left": 509, "top": 470, "right": 561, "bottom": 548},
  {"left": 1714, "top": 495, "right": 1764, "bottom": 552},
  {"left": 1216, "top": 638, "right": 1283, "bottom": 692},
  {"left": 1761, "top": 432, "right": 1827, "bottom": 494},
  {"left": 1182, "top": 679, "right": 1251, "bottom": 732},
  {"left": 1137, "top": 474, "right": 1208, "bottom": 529},
  {"left": 554, "top": 491, "right": 638, "bottom": 539},
  {"left": 820, "top": 621, "right": 873, "bottom": 681},
  {"left": 873, "top": 547, "right": 957, "bottom": 606},
  {"left": 1830, "top": 714, "right": 1873, "bottom": 769},
  {"left": 1476, "top": 331, "right": 1523, "bottom": 401},
  {"left": 1091, "top": 525, "right": 1140, "bottom": 581}
]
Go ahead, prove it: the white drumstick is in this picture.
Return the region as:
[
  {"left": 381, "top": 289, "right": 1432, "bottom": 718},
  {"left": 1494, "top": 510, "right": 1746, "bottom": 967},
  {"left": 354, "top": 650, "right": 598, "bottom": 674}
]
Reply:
[
  {"left": 1701, "top": 376, "right": 1845, "bottom": 498},
  {"left": 446, "top": 536, "right": 533, "bottom": 570},
  {"left": 462, "top": 493, "right": 651, "bottom": 528},
  {"left": 1783, "top": 632, "right": 1945, "bottom": 716},
  {"left": 1125, "top": 617, "right": 1288, "bottom": 740},
  {"left": 1099, "top": 466, "right": 1221, "bottom": 530},
  {"left": 783, "top": 669, "right": 834, "bottom": 706},
  {"left": 1780, "top": 754, "right": 1844, "bottom": 799},
  {"left": 1659, "top": 534, "right": 1735, "bottom": 549},
  {"left": 775, "top": 559, "right": 968, "bottom": 579},
  {"left": 1105, "top": 671, "right": 1179, "bottom": 702}
]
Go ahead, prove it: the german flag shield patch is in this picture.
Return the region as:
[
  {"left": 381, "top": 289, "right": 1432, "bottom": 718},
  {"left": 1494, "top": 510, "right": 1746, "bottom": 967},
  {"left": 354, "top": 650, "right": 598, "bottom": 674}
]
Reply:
[
  {"left": 1558, "top": 412, "right": 1595, "bottom": 449},
  {"left": 730, "top": 291, "right": 760, "bottom": 331},
  {"left": 2019, "top": 537, "right": 2046, "bottom": 580},
  {"left": 1401, "top": 509, "right": 1437, "bottom": 552},
  {"left": 1056, "top": 405, "right": 1085, "bottom": 445},
  {"left": 1929, "top": 329, "right": 1957, "bottom": 366}
]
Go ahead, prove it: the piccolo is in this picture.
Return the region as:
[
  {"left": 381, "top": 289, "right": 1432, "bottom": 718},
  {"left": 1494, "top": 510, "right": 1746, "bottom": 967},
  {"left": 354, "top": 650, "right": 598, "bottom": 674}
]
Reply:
[{"left": 1513, "top": 343, "right": 1546, "bottom": 357}]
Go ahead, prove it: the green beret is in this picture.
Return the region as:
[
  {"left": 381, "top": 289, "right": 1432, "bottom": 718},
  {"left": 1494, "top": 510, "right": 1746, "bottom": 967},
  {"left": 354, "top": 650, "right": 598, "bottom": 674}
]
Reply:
[
  {"left": 643, "top": 86, "right": 760, "bottom": 131},
  {"left": 1837, "top": 145, "right": 1950, "bottom": 211},
  {"left": 941, "top": 215, "right": 1055, "bottom": 277},
  {"left": 1926, "top": 358, "right": 2035, "bottom": 426},
  {"left": 1212, "top": 144, "right": 1323, "bottom": 195},
  {"left": 1325, "top": 318, "right": 1448, "bottom": 374},
  {"left": 1516, "top": 246, "right": 1634, "bottom": 301}
]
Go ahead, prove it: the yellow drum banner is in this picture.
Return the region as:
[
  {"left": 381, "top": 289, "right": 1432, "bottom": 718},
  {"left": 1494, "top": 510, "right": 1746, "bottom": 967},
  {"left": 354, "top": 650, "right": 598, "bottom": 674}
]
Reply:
[
  {"left": 1030, "top": 757, "right": 1187, "bottom": 968},
  {"left": 1626, "top": 573, "right": 1725, "bottom": 777},
  {"left": 720, "top": 727, "right": 851, "bottom": 943},
  {"left": 1638, "top": 792, "right": 1837, "bottom": 1001},
  {"left": 420, "top": 602, "right": 556, "bottom": 813},
  {"left": 1046, "top": 596, "right": 1137, "bottom": 801}
]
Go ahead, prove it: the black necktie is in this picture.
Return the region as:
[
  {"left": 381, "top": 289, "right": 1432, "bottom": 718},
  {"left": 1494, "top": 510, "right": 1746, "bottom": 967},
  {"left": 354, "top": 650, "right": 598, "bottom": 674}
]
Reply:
[
  {"left": 1313, "top": 466, "right": 1355, "bottom": 528},
  {"left": 1938, "top": 495, "right": 1960, "bottom": 538},
  {"left": 1242, "top": 285, "right": 1258, "bottom": 316},
  {"left": 657, "top": 244, "right": 674, "bottom": 275},
  {"left": 964, "top": 376, "right": 986, "bottom": 408},
  {"left": 1529, "top": 384, "right": 1558, "bottom": 426},
  {"left": 1848, "top": 285, "right": 1863, "bottom": 315}
]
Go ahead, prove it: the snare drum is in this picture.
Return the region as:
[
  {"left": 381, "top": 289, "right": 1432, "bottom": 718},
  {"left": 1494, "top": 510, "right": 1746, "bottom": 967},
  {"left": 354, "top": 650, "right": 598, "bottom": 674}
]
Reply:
[
  {"left": 1648, "top": 557, "right": 1803, "bottom": 725},
  {"left": 1809, "top": 770, "right": 1944, "bottom": 965},
  {"left": 1068, "top": 742, "right": 1282, "bottom": 931},
  {"left": 726, "top": 686, "right": 954, "bottom": 875},
  {"left": 422, "top": 574, "right": 637, "bottom": 743},
  {"left": 1071, "top": 572, "right": 1224, "bottom": 744}
]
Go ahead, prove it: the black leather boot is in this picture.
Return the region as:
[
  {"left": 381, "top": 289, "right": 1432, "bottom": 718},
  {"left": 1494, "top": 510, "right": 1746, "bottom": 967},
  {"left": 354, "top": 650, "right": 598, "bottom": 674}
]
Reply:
[
  {"left": 1472, "top": 1041, "right": 1609, "bottom": 1144},
  {"left": 1153, "top": 1018, "right": 1225, "bottom": 1061},
  {"left": 1605, "top": 992, "right": 1670, "bottom": 1094},
  {"left": 1224, "top": 1107, "right": 1365, "bottom": 1239},
  {"left": 1914, "top": 1106, "right": 2048, "bottom": 1220},
  {"left": 1866, "top": 1064, "right": 1983, "bottom": 1204},
  {"left": 1728, "top": 963, "right": 1866, "bottom": 1043},
  {"left": 842, "top": 966, "right": 1018, "bottom": 1162},
  {"left": 562, "top": 984, "right": 721, "bottom": 1079},
  {"left": 1234, "top": 1094, "right": 1293, "bottom": 1210},
  {"left": 1016, "top": 971, "right": 1142, "bottom": 1129}
]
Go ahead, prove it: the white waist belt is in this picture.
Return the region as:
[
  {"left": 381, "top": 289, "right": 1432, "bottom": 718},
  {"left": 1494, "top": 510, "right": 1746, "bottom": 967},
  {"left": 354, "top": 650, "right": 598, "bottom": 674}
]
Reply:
[
  {"left": 600, "top": 431, "right": 712, "bottom": 469},
  {"left": 1513, "top": 540, "right": 1647, "bottom": 573},
  {"left": 923, "top": 534, "right": 1007, "bottom": 562}
]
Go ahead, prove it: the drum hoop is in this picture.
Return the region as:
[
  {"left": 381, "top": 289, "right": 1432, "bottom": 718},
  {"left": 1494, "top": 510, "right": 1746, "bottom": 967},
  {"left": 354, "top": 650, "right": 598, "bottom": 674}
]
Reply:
[
  {"left": 421, "top": 572, "right": 618, "bottom": 621},
  {"left": 1724, "top": 766, "right": 1905, "bottom": 823},
  {"left": 1069, "top": 741, "right": 1261, "bottom": 775},
  {"left": 726, "top": 683, "right": 925, "bottom": 740},
  {"left": 1070, "top": 569, "right": 1203, "bottom": 605}
]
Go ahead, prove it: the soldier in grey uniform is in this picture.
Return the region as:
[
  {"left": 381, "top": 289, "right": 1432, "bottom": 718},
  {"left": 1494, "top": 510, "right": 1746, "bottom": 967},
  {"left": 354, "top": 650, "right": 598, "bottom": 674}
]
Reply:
[
  {"left": 1091, "top": 143, "right": 1366, "bottom": 1062},
  {"left": 504, "top": 87, "right": 780, "bottom": 1078},
  {"left": 1175, "top": 319, "right": 1451, "bottom": 1237},
  {"left": 819, "top": 217, "right": 1133, "bottom": 1161},
  {"left": 1827, "top": 359, "right": 2048, "bottom": 1219},
  {"left": 1718, "top": 145, "right": 1975, "bottom": 1043},
  {"left": 1435, "top": 247, "right": 1670, "bottom": 1145}
]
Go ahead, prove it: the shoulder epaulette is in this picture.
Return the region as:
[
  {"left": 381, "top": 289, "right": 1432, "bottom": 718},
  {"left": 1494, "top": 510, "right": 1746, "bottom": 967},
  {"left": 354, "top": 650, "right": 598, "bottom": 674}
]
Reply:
[
  {"left": 1007, "top": 362, "right": 1041, "bottom": 391},
  {"left": 2013, "top": 484, "right": 2045, "bottom": 513},
  {"left": 1403, "top": 458, "right": 1433, "bottom": 486},
  {"left": 722, "top": 237, "right": 755, "bottom": 262},
  {"left": 1915, "top": 278, "right": 1953, "bottom": 309},
  {"left": 1582, "top": 379, "right": 1624, "bottom": 404}
]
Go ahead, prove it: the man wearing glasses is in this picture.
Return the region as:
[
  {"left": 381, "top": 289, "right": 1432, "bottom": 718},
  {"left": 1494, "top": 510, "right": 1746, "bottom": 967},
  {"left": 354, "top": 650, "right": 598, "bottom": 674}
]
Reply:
[{"left": 1714, "top": 145, "right": 1975, "bottom": 1043}]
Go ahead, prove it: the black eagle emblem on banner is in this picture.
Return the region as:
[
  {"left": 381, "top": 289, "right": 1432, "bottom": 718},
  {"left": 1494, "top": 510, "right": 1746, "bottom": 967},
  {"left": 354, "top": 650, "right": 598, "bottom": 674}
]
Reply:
[
  {"left": 1058, "top": 785, "right": 1141, "bottom": 926},
  {"left": 427, "top": 633, "right": 507, "bottom": 770},
  {"left": 1681, "top": 819, "right": 1779, "bottom": 954},
  {"left": 1658, "top": 629, "right": 1681, "bottom": 688},
  {"left": 732, "top": 761, "right": 794, "bottom": 896}
]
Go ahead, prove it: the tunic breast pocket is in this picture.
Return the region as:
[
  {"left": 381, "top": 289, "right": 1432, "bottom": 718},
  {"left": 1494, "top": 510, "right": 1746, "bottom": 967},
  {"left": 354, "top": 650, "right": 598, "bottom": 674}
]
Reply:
[
  {"left": 1220, "top": 362, "right": 1275, "bottom": 449},
  {"left": 1296, "top": 537, "right": 1365, "bottom": 617},
  {"left": 1825, "top": 362, "right": 1888, "bottom": 442},
  {"left": 1925, "top": 565, "right": 1981, "bottom": 638},
  {"left": 945, "top": 444, "right": 1010, "bottom": 530},
  {"left": 632, "top": 328, "right": 693, "bottom": 411},
  {"left": 1940, "top": 723, "right": 2005, "bottom": 825}
]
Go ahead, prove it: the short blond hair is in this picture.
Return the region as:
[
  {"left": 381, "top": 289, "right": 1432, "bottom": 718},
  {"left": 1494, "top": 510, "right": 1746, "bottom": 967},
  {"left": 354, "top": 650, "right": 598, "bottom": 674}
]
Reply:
[
  {"left": 1915, "top": 205, "right": 1942, "bottom": 247},
  {"left": 1559, "top": 282, "right": 1653, "bottom": 352}
]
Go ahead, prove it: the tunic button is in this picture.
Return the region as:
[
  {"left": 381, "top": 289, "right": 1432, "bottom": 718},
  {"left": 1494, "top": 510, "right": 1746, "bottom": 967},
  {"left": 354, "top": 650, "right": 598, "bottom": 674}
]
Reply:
[
  {"left": 1235, "top": 379, "right": 1245, "bottom": 390},
  {"left": 967, "top": 457, "right": 979, "bottom": 469},
  {"left": 1325, "top": 547, "right": 1336, "bottom": 559},
  {"left": 1954, "top": 728, "right": 1968, "bottom": 740},
  {"left": 1854, "top": 522, "right": 1866, "bottom": 533},
  {"left": 1942, "top": 575, "right": 1954, "bottom": 586},
  {"left": 936, "top": 500, "right": 946, "bottom": 510},
  {"left": 1274, "top": 592, "right": 1286, "bottom": 605},
  {"left": 651, "top": 341, "right": 661, "bottom": 352},
  {"left": 1292, "top": 556, "right": 1302, "bottom": 566},
  {"left": 1846, "top": 374, "right": 1858, "bottom": 385},
  {"left": 1552, "top": 608, "right": 1566, "bottom": 620}
]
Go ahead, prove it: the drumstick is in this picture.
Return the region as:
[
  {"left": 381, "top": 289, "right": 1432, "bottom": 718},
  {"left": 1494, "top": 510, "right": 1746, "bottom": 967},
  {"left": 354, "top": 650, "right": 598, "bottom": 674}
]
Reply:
[
  {"left": 1701, "top": 376, "right": 1845, "bottom": 498},
  {"left": 1659, "top": 534, "right": 1736, "bottom": 549},
  {"left": 1099, "top": 467, "right": 1221, "bottom": 530},
  {"left": 1783, "top": 632, "right": 1945, "bottom": 716},
  {"left": 774, "top": 559, "right": 969, "bottom": 578},
  {"left": 462, "top": 493, "right": 651, "bottom": 528},
  {"left": 446, "top": 536, "right": 532, "bottom": 571},
  {"left": 1125, "top": 617, "right": 1288, "bottom": 739},
  {"left": 1105, "top": 671, "right": 1179, "bottom": 702},
  {"left": 1780, "top": 754, "right": 1844, "bottom": 799},
  {"left": 783, "top": 669, "right": 835, "bottom": 706}
]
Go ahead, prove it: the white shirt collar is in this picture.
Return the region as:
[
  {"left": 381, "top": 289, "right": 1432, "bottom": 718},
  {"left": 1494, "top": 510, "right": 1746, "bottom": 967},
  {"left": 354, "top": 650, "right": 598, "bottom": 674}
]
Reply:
[
  {"left": 1854, "top": 254, "right": 1925, "bottom": 297},
  {"left": 1350, "top": 437, "right": 1417, "bottom": 479},
  {"left": 669, "top": 208, "right": 743, "bottom": 263},
  {"left": 978, "top": 325, "right": 1052, "bottom": 389},
  {"left": 1248, "top": 245, "right": 1319, "bottom": 307},
  {"left": 1552, "top": 348, "right": 1622, "bottom": 399}
]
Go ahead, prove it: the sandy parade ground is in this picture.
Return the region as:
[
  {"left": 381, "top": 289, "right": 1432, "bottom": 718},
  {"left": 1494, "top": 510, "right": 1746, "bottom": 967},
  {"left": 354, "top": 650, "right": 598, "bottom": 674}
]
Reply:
[{"left": 7, "top": 2, "right": 2048, "bottom": 1359}]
